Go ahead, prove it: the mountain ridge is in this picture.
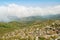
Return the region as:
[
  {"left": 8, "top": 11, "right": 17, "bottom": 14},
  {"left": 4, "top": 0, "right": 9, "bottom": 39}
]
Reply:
[
  {"left": 14, "top": 14, "right": 60, "bottom": 22},
  {"left": 0, "top": 14, "right": 60, "bottom": 22}
]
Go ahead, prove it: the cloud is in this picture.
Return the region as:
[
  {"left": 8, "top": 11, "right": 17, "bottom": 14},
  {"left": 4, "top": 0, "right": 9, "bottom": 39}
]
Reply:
[
  {"left": 0, "top": 3, "right": 60, "bottom": 21},
  {"left": 8, "top": 4, "right": 60, "bottom": 17}
]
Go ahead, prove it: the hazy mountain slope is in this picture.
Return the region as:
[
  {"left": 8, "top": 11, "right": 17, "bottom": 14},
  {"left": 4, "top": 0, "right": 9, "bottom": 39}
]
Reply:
[
  {"left": 2, "top": 14, "right": 60, "bottom": 22},
  {"left": 44, "top": 14, "right": 60, "bottom": 20},
  {"left": 19, "top": 14, "right": 60, "bottom": 21}
]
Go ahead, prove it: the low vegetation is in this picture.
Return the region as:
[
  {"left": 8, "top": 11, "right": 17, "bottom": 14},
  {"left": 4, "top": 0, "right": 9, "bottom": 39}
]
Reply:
[{"left": 0, "top": 20, "right": 60, "bottom": 40}]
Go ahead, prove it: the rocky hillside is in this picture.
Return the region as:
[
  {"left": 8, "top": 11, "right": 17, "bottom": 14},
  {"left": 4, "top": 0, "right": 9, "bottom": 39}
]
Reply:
[{"left": 0, "top": 20, "right": 60, "bottom": 40}]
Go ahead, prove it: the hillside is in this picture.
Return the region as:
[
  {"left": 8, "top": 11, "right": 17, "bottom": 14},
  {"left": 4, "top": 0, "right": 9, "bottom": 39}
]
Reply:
[
  {"left": 0, "top": 20, "right": 60, "bottom": 40},
  {"left": 17, "top": 14, "right": 60, "bottom": 22}
]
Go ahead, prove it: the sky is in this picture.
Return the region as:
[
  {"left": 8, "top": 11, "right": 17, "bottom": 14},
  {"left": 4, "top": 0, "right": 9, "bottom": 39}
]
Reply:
[{"left": 0, "top": 0, "right": 60, "bottom": 21}]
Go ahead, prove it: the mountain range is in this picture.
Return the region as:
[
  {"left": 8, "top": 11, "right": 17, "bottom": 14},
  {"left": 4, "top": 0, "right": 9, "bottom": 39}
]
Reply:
[{"left": 8, "top": 14, "right": 60, "bottom": 22}]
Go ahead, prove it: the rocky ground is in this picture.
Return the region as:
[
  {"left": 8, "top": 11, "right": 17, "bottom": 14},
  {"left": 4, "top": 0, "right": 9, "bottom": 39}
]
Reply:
[{"left": 0, "top": 20, "right": 60, "bottom": 40}]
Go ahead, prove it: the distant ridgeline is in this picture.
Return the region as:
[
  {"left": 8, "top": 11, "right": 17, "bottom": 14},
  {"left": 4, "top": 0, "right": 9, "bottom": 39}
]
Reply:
[
  {"left": 0, "top": 14, "right": 60, "bottom": 22},
  {"left": 9, "top": 14, "right": 60, "bottom": 22}
]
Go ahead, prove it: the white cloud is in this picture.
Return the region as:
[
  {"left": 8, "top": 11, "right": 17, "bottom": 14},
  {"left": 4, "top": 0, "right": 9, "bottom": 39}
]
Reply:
[
  {"left": 0, "top": 3, "right": 60, "bottom": 21},
  {"left": 7, "top": 4, "right": 60, "bottom": 17}
]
